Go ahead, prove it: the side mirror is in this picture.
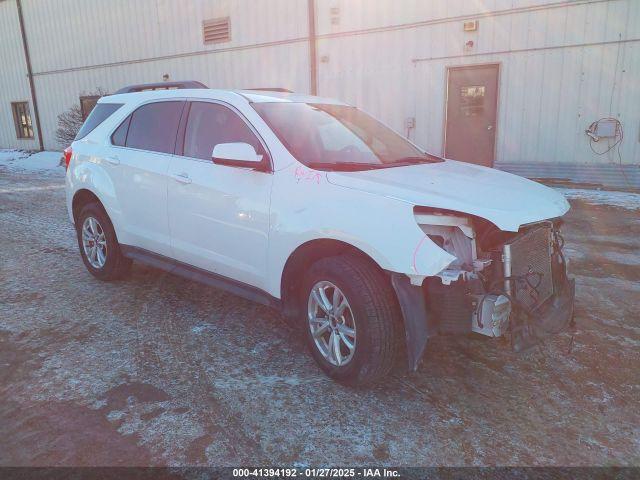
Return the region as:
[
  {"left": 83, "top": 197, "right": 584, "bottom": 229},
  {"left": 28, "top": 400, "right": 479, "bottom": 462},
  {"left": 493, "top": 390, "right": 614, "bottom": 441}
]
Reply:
[{"left": 212, "top": 142, "right": 264, "bottom": 169}]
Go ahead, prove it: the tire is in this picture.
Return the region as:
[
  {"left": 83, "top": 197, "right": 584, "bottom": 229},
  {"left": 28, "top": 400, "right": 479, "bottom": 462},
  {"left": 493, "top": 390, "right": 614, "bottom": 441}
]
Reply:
[
  {"left": 301, "top": 253, "right": 401, "bottom": 386},
  {"left": 76, "top": 202, "right": 132, "bottom": 281}
]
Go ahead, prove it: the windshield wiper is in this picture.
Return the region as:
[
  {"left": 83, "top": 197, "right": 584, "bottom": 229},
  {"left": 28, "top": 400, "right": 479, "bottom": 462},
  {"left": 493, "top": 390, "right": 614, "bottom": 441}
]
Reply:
[
  {"left": 391, "top": 154, "right": 444, "bottom": 166},
  {"left": 306, "top": 162, "right": 389, "bottom": 171},
  {"left": 306, "top": 154, "right": 444, "bottom": 172}
]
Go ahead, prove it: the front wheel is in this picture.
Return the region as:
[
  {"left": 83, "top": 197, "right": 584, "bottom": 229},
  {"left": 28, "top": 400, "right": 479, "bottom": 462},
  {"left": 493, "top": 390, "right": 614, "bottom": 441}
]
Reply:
[{"left": 301, "top": 254, "right": 401, "bottom": 386}]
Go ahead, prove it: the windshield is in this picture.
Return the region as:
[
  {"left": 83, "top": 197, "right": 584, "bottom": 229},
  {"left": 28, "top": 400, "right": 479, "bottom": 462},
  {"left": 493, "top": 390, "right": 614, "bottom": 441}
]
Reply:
[{"left": 252, "top": 103, "right": 442, "bottom": 170}]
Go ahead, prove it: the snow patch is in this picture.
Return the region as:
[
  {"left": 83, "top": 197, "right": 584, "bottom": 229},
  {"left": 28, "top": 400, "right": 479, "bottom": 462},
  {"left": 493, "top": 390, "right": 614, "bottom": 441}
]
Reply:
[
  {"left": 0, "top": 149, "right": 64, "bottom": 175},
  {"left": 191, "top": 325, "right": 213, "bottom": 334},
  {"left": 0, "top": 149, "right": 29, "bottom": 162},
  {"left": 211, "top": 374, "right": 312, "bottom": 390},
  {"left": 555, "top": 187, "right": 640, "bottom": 211}
]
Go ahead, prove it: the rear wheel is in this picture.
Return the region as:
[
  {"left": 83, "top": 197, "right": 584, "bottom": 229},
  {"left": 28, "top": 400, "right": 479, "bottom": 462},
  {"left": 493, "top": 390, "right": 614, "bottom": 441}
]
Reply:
[
  {"left": 76, "top": 203, "right": 131, "bottom": 281},
  {"left": 301, "top": 254, "right": 400, "bottom": 386}
]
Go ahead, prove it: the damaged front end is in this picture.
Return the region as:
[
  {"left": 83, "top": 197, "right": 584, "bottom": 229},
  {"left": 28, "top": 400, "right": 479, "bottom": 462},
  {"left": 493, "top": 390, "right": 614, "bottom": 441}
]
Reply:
[{"left": 392, "top": 209, "right": 575, "bottom": 371}]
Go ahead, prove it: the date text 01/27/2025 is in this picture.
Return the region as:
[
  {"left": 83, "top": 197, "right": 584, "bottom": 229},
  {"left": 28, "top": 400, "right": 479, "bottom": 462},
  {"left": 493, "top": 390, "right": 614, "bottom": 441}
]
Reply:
[{"left": 232, "top": 467, "right": 400, "bottom": 478}]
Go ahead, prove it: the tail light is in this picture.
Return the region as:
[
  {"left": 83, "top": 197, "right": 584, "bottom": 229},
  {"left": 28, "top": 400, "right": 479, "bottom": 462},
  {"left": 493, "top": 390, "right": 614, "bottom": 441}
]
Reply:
[{"left": 63, "top": 146, "right": 72, "bottom": 170}]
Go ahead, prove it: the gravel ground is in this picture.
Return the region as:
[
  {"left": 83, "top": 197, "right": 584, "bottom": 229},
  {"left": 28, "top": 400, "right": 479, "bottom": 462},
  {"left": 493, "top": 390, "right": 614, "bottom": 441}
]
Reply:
[{"left": 0, "top": 168, "right": 639, "bottom": 467}]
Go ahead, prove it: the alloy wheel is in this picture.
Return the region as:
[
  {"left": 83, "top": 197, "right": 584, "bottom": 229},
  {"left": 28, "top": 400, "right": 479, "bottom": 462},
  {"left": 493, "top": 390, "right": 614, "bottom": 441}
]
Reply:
[
  {"left": 307, "top": 281, "right": 357, "bottom": 366},
  {"left": 81, "top": 216, "right": 107, "bottom": 269}
]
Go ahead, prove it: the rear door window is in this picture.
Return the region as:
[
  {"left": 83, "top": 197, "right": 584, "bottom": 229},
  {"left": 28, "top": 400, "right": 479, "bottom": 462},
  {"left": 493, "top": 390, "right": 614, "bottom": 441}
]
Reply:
[
  {"left": 75, "top": 103, "right": 123, "bottom": 140},
  {"left": 125, "top": 101, "right": 184, "bottom": 154},
  {"left": 183, "top": 101, "right": 266, "bottom": 161}
]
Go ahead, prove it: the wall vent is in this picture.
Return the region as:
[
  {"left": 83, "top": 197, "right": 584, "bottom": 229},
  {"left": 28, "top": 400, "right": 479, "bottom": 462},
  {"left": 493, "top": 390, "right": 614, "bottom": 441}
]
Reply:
[
  {"left": 463, "top": 20, "right": 479, "bottom": 32},
  {"left": 203, "top": 17, "right": 230, "bottom": 44}
]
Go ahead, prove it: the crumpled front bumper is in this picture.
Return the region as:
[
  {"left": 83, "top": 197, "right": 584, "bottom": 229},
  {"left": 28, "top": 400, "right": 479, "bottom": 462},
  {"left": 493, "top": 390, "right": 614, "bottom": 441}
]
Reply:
[{"left": 391, "top": 273, "right": 576, "bottom": 371}]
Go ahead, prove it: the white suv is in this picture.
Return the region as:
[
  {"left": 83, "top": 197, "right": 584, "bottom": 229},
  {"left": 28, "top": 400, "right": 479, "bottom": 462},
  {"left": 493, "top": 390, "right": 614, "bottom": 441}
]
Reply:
[{"left": 66, "top": 82, "right": 575, "bottom": 385}]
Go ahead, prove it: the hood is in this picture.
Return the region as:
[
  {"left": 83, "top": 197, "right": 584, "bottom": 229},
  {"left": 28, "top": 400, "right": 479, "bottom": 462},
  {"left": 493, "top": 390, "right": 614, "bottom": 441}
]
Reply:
[{"left": 326, "top": 160, "right": 569, "bottom": 232}]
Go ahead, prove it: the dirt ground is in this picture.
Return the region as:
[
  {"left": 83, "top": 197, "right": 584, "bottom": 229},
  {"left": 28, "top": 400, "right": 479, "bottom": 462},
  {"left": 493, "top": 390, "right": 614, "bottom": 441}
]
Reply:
[{"left": 1, "top": 168, "right": 638, "bottom": 467}]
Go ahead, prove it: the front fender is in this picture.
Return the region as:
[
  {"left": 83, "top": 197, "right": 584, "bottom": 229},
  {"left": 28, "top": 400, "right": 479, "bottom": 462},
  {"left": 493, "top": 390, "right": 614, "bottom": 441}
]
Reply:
[{"left": 266, "top": 164, "right": 456, "bottom": 297}]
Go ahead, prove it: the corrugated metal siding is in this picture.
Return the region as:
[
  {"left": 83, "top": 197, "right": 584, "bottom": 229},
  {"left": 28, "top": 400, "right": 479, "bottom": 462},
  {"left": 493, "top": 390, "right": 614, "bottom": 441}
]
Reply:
[
  {"left": 17, "top": 0, "right": 311, "bottom": 148},
  {"left": 1, "top": 0, "right": 638, "bottom": 186},
  {"left": 32, "top": 41, "right": 310, "bottom": 148},
  {"left": 0, "top": 0, "right": 39, "bottom": 150},
  {"left": 22, "top": 0, "right": 309, "bottom": 74},
  {"left": 496, "top": 162, "right": 640, "bottom": 189},
  {"left": 315, "top": 0, "right": 640, "bottom": 170}
]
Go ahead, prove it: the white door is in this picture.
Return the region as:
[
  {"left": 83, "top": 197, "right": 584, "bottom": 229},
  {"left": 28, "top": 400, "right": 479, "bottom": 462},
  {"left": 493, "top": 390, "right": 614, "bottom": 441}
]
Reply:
[
  {"left": 109, "top": 100, "right": 185, "bottom": 256},
  {"left": 167, "top": 101, "right": 273, "bottom": 290}
]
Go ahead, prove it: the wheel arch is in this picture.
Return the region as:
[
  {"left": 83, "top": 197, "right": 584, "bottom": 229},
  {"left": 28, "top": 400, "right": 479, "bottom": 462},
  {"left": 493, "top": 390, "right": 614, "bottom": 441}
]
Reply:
[
  {"left": 280, "top": 238, "right": 390, "bottom": 320},
  {"left": 72, "top": 188, "right": 105, "bottom": 224}
]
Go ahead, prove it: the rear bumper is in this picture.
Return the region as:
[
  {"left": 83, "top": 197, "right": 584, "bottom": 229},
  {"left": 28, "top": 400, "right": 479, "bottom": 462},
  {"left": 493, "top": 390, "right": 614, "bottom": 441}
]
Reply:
[{"left": 65, "top": 175, "right": 75, "bottom": 225}]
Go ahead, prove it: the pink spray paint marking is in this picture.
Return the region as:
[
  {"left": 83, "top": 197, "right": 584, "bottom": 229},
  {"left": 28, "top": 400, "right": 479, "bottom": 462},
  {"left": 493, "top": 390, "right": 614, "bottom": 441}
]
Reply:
[
  {"left": 411, "top": 234, "right": 429, "bottom": 275},
  {"left": 294, "top": 166, "right": 321, "bottom": 184}
]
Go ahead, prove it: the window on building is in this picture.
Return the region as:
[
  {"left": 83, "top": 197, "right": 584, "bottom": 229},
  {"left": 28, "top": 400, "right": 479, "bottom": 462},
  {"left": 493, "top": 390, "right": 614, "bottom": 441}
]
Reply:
[
  {"left": 125, "top": 101, "right": 184, "bottom": 154},
  {"left": 203, "top": 17, "right": 231, "bottom": 44},
  {"left": 80, "top": 95, "right": 101, "bottom": 120},
  {"left": 183, "top": 102, "right": 266, "bottom": 161},
  {"left": 11, "top": 102, "right": 34, "bottom": 139}
]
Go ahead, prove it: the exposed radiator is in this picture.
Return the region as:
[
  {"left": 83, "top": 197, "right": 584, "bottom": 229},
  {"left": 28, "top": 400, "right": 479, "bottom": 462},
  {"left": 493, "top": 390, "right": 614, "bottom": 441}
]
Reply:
[{"left": 503, "top": 226, "right": 554, "bottom": 310}]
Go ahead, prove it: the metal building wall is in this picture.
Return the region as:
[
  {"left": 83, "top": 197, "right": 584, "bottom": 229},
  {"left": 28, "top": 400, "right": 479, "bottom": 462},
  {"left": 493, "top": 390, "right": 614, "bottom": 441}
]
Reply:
[
  {"left": 313, "top": 0, "right": 640, "bottom": 177},
  {"left": 16, "top": 0, "right": 312, "bottom": 149},
  {"left": 1, "top": 0, "right": 638, "bottom": 188},
  {"left": 0, "top": 0, "right": 39, "bottom": 150}
]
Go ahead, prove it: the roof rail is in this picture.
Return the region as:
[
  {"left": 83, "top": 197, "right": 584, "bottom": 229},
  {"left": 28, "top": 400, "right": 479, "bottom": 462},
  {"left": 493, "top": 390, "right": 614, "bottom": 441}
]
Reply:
[
  {"left": 114, "top": 81, "right": 208, "bottom": 94},
  {"left": 246, "top": 87, "right": 294, "bottom": 93}
]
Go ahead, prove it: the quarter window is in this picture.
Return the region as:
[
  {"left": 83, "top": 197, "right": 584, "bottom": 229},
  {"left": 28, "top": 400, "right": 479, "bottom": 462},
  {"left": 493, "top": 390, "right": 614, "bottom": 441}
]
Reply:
[
  {"left": 111, "top": 115, "right": 131, "bottom": 146},
  {"left": 183, "top": 102, "right": 265, "bottom": 161},
  {"left": 125, "top": 101, "right": 184, "bottom": 154},
  {"left": 75, "top": 103, "right": 123, "bottom": 140},
  {"left": 11, "top": 102, "right": 34, "bottom": 139}
]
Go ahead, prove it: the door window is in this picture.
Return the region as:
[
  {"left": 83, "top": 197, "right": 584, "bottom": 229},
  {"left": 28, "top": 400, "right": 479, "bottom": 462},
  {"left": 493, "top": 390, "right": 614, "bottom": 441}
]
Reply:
[
  {"left": 183, "top": 102, "right": 266, "bottom": 161},
  {"left": 125, "top": 101, "right": 184, "bottom": 154},
  {"left": 459, "top": 85, "right": 485, "bottom": 117}
]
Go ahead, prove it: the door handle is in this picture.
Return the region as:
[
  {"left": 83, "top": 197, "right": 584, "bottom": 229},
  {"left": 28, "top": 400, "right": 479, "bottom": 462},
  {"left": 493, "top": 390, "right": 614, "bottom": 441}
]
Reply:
[
  {"left": 105, "top": 155, "right": 120, "bottom": 165},
  {"left": 487, "top": 125, "right": 494, "bottom": 131},
  {"left": 172, "top": 172, "right": 192, "bottom": 184}
]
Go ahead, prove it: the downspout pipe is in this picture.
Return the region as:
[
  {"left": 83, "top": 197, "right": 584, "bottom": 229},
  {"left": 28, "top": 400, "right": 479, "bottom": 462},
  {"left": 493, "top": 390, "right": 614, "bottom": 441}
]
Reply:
[
  {"left": 307, "top": 0, "right": 318, "bottom": 95},
  {"left": 16, "top": 0, "right": 44, "bottom": 151}
]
